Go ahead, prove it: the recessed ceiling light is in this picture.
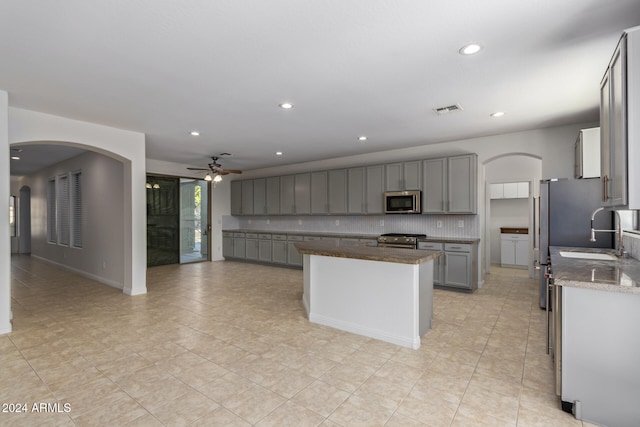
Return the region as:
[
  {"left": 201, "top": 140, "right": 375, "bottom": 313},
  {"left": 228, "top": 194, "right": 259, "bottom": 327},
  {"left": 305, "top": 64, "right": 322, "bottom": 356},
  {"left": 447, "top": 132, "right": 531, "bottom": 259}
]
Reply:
[
  {"left": 11, "top": 156, "right": 20, "bottom": 160},
  {"left": 279, "top": 103, "right": 293, "bottom": 109},
  {"left": 490, "top": 111, "right": 505, "bottom": 117},
  {"left": 275, "top": 151, "right": 283, "bottom": 156},
  {"left": 358, "top": 136, "right": 367, "bottom": 141},
  {"left": 190, "top": 131, "right": 200, "bottom": 136},
  {"left": 459, "top": 43, "right": 482, "bottom": 55}
]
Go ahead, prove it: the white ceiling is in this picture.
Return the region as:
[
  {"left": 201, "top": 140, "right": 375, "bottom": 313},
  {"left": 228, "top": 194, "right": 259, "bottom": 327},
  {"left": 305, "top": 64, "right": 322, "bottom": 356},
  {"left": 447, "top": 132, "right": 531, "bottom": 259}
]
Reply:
[{"left": 2, "top": 1, "right": 640, "bottom": 174}]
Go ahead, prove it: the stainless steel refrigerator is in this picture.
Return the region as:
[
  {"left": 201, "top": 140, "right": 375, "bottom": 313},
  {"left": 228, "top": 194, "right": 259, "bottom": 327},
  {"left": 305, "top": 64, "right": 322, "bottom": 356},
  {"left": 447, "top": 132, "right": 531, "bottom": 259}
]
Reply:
[{"left": 538, "top": 178, "right": 613, "bottom": 308}]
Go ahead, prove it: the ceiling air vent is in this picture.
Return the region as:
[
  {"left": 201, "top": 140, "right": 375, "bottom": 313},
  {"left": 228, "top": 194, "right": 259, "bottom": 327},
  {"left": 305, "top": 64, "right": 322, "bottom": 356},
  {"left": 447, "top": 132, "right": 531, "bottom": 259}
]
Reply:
[{"left": 433, "top": 104, "right": 463, "bottom": 115}]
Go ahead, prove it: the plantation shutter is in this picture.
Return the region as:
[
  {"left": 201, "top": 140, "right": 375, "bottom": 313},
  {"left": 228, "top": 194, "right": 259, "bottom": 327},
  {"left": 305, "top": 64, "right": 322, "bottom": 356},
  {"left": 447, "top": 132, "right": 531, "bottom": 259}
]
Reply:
[
  {"left": 58, "top": 175, "right": 70, "bottom": 246},
  {"left": 71, "top": 171, "right": 83, "bottom": 248},
  {"left": 47, "top": 178, "right": 57, "bottom": 243}
]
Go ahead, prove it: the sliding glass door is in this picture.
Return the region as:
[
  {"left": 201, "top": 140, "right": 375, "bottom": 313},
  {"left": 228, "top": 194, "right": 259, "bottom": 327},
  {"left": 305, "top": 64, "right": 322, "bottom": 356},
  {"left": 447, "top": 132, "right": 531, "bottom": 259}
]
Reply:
[
  {"left": 180, "top": 178, "right": 210, "bottom": 263},
  {"left": 146, "top": 175, "right": 210, "bottom": 267}
]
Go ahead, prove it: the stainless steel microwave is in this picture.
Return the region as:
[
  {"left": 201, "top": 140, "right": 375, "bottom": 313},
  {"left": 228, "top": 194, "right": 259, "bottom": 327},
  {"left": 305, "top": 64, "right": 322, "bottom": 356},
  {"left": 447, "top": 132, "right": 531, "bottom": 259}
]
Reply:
[{"left": 384, "top": 190, "right": 422, "bottom": 214}]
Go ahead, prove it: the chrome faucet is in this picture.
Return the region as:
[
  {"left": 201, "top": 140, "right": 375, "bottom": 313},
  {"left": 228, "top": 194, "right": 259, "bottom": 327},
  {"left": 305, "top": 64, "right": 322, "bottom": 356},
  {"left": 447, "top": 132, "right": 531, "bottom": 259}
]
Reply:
[{"left": 590, "top": 207, "right": 625, "bottom": 257}]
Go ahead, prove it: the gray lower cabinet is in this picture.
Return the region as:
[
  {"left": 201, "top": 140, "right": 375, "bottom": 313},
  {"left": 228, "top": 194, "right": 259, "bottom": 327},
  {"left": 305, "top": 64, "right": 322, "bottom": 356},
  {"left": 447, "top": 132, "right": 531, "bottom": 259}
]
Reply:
[
  {"left": 258, "top": 234, "right": 272, "bottom": 262},
  {"left": 287, "top": 235, "right": 304, "bottom": 266},
  {"left": 233, "top": 232, "right": 246, "bottom": 258},
  {"left": 443, "top": 243, "right": 476, "bottom": 291},
  {"left": 271, "top": 234, "right": 287, "bottom": 264},
  {"left": 245, "top": 233, "right": 258, "bottom": 260},
  {"left": 222, "top": 232, "right": 234, "bottom": 258},
  {"left": 417, "top": 241, "right": 443, "bottom": 286}
]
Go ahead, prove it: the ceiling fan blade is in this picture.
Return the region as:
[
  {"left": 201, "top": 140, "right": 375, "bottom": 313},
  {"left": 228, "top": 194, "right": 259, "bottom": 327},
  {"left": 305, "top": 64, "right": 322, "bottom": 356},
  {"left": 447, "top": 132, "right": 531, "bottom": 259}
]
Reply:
[
  {"left": 187, "top": 167, "right": 210, "bottom": 171},
  {"left": 225, "top": 169, "right": 243, "bottom": 174}
]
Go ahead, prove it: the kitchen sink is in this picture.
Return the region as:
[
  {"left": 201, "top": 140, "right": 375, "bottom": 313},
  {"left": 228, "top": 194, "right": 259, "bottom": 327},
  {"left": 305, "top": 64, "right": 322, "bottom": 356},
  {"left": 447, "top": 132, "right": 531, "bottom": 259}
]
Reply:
[{"left": 559, "top": 251, "right": 617, "bottom": 261}]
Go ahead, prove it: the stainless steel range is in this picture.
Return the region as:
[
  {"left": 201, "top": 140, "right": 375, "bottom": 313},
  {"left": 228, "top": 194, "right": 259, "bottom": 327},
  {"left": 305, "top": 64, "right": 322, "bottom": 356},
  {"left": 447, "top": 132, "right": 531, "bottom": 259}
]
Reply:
[{"left": 377, "top": 233, "right": 426, "bottom": 249}]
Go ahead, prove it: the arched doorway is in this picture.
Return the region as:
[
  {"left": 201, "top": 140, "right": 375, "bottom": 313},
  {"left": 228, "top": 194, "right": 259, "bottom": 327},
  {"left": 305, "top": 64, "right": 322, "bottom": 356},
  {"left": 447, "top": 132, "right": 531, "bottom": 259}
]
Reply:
[{"left": 483, "top": 154, "right": 542, "bottom": 278}]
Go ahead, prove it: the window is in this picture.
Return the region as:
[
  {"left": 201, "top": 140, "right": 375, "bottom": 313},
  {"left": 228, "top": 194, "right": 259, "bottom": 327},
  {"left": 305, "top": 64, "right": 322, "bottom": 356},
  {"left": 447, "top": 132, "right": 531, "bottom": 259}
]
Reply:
[
  {"left": 46, "top": 171, "right": 83, "bottom": 247},
  {"left": 47, "top": 177, "right": 57, "bottom": 243},
  {"left": 9, "top": 195, "right": 16, "bottom": 237},
  {"left": 58, "top": 174, "right": 70, "bottom": 246},
  {"left": 71, "top": 171, "right": 82, "bottom": 248}
]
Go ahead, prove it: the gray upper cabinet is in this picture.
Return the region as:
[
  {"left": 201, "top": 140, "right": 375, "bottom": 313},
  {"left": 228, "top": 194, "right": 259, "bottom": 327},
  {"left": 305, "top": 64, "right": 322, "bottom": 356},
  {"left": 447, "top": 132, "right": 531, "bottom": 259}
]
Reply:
[
  {"left": 366, "top": 165, "right": 385, "bottom": 214},
  {"left": 448, "top": 154, "right": 477, "bottom": 214},
  {"left": 311, "top": 171, "right": 328, "bottom": 214},
  {"left": 348, "top": 167, "right": 366, "bottom": 214},
  {"left": 422, "top": 154, "right": 477, "bottom": 214},
  {"left": 601, "top": 32, "right": 627, "bottom": 207},
  {"left": 280, "top": 175, "right": 295, "bottom": 214},
  {"left": 328, "top": 169, "right": 347, "bottom": 214},
  {"left": 253, "top": 178, "right": 266, "bottom": 215},
  {"left": 230, "top": 180, "right": 242, "bottom": 215},
  {"left": 266, "top": 176, "right": 280, "bottom": 214},
  {"left": 230, "top": 154, "right": 477, "bottom": 216},
  {"left": 422, "top": 158, "right": 446, "bottom": 213},
  {"left": 385, "top": 161, "right": 422, "bottom": 191},
  {"left": 241, "top": 180, "right": 254, "bottom": 215},
  {"left": 294, "top": 173, "right": 311, "bottom": 214},
  {"left": 385, "top": 163, "right": 403, "bottom": 191}
]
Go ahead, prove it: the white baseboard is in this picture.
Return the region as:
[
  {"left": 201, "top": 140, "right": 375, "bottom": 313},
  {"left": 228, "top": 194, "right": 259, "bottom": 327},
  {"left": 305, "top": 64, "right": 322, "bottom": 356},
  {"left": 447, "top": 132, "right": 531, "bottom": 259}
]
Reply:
[
  {"left": 309, "top": 312, "right": 420, "bottom": 350},
  {"left": 30, "top": 255, "right": 123, "bottom": 290}
]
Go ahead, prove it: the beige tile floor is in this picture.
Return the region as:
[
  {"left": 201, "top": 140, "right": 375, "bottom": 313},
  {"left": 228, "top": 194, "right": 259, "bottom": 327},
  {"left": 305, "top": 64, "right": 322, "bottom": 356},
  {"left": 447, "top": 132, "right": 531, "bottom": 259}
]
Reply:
[{"left": 2, "top": 256, "right": 596, "bottom": 426}]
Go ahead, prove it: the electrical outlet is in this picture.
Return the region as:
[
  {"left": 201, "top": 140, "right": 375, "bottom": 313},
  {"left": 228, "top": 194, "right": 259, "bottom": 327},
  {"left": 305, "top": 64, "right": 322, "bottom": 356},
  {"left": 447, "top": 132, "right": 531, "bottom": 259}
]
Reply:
[
  {"left": 458, "top": 220, "right": 464, "bottom": 228},
  {"left": 335, "top": 219, "right": 340, "bottom": 226},
  {"left": 436, "top": 220, "right": 443, "bottom": 228},
  {"left": 380, "top": 220, "right": 384, "bottom": 227}
]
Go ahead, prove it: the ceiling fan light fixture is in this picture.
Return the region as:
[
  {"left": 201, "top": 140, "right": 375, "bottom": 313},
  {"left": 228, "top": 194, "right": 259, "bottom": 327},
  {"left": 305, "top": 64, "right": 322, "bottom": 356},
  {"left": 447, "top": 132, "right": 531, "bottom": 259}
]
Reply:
[
  {"left": 213, "top": 174, "right": 223, "bottom": 183},
  {"left": 145, "top": 182, "right": 152, "bottom": 189},
  {"left": 204, "top": 172, "right": 213, "bottom": 182},
  {"left": 459, "top": 43, "right": 482, "bottom": 55}
]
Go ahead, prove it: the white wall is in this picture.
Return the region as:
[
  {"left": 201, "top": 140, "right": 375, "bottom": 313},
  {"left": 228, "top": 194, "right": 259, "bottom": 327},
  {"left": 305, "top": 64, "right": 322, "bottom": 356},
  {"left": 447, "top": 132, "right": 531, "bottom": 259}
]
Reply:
[
  {"left": 0, "top": 91, "right": 10, "bottom": 334},
  {"left": 22, "top": 151, "right": 126, "bottom": 288}
]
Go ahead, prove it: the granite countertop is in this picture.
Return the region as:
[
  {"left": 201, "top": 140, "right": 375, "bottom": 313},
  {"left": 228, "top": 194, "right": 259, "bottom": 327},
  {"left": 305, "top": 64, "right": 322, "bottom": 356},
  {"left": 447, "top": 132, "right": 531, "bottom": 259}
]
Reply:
[
  {"left": 550, "top": 246, "right": 640, "bottom": 295},
  {"left": 294, "top": 240, "right": 441, "bottom": 265},
  {"left": 223, "top": 229, "right": 479, "bottom": 244}
]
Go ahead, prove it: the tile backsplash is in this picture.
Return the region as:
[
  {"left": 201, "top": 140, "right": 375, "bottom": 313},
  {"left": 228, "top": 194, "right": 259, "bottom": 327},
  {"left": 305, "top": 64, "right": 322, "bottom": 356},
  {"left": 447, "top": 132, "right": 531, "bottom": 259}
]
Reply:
[{"left": 223, "top": 214, "right": 479, "bottom": 238}]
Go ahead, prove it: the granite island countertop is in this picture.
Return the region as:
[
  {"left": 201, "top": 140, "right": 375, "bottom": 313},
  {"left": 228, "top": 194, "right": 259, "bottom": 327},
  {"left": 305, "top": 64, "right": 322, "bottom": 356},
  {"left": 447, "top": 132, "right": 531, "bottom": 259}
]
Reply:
[
  {"left": 550, "top": 246, "right": 640, "bottom": 295},
  {"left": 294, "top": 240, "right": 441, "bottom": 265}
]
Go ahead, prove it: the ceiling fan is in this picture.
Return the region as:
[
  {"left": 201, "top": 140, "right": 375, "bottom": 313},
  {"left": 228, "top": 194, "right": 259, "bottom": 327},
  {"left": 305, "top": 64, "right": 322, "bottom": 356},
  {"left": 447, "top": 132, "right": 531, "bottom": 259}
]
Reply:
[{"left": 187, "top": 153, "right": 242, "bottom": 182}]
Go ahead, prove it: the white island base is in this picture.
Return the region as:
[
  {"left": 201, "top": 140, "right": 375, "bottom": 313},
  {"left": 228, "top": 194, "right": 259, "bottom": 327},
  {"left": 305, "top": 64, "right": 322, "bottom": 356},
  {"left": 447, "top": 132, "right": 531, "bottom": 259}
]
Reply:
[{"left": 302, "top": 253, "right": 433, "bottom": 350}]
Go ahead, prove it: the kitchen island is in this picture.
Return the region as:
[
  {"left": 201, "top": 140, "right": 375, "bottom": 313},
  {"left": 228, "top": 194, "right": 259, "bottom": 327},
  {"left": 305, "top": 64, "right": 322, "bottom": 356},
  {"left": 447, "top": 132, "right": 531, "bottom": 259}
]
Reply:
[
  {"left": 549, "top": 246, "right": 640, "bottom": 427},
  {"left": 295, "top": 240, "right": 441, "bottom": 349}
]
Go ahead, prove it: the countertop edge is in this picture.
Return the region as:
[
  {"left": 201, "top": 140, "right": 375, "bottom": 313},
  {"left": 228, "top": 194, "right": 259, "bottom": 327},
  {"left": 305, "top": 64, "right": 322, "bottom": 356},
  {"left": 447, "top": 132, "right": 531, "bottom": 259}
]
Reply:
[
  {"left": 294, "top": 241, "right": 441, "bottom": 265},
  {"left": 550, "top": 246, "right": 640, "bottom": 295}
]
